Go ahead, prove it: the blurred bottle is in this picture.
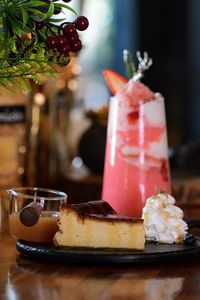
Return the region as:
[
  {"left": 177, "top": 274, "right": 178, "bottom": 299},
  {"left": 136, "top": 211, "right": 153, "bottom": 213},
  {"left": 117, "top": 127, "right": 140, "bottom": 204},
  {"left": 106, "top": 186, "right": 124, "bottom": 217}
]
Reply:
[
  {"left": 0, "top": 90, "right": 28, "bottom": 232},
  {"left": 0, "top": 90, "right": 28, "bottom": 188},
  {"left": 26, "top": 59, "right": 78, "bottom": 187}
]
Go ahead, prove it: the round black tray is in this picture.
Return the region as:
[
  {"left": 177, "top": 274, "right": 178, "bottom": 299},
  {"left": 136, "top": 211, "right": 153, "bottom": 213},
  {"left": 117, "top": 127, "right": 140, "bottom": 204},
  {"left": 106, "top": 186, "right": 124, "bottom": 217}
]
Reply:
[{"left": 16, "top": 237, "right": 200, "bottom": 265}]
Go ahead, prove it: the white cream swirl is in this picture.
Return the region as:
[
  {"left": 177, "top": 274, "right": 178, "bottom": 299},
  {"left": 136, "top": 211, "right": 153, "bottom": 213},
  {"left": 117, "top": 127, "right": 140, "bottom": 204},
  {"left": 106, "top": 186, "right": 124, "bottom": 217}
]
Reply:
[{"left": 142, "top": 193, "right": 188, "bottom": 244}]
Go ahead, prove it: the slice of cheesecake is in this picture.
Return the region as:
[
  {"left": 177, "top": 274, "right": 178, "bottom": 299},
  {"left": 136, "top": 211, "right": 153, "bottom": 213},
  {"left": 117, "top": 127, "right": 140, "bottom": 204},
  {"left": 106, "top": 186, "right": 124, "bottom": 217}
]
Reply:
[{"left": 53, "top": 200, "right": 145, "bottom": 250}]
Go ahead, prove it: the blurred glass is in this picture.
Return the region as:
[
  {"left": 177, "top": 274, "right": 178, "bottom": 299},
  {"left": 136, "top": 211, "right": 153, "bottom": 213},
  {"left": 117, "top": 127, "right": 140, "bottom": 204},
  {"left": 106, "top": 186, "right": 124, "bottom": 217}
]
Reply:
[{"left": 0, "top": 91, "right": 28, "bottom": 188}]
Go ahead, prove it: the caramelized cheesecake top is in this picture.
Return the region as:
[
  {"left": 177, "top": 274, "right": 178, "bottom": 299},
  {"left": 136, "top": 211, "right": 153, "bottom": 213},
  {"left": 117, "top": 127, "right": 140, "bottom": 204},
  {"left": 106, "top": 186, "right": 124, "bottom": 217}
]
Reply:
[{"left": 61, "top": 200, "right": 143, "bottom": 224}]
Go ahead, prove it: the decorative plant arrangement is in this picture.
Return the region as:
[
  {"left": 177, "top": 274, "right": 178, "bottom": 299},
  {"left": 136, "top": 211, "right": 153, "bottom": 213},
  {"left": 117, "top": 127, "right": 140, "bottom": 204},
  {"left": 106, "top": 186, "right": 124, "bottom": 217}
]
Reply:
[{"left": 0, "top": 0, "right": 89, "bottom": 92}]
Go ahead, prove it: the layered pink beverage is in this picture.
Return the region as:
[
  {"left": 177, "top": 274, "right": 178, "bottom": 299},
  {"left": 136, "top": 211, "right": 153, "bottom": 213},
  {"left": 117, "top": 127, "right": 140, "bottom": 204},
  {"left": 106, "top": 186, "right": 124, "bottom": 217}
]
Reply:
[{"left": 102, "top": 79, "right": 171, "bottom": 218}]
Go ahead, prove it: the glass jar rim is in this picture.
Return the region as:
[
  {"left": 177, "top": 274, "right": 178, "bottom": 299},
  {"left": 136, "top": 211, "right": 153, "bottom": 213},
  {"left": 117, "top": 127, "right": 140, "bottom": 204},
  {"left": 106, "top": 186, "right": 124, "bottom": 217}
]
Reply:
[{"left": 7, "top": 187, "right": 67, "bottom": 201}]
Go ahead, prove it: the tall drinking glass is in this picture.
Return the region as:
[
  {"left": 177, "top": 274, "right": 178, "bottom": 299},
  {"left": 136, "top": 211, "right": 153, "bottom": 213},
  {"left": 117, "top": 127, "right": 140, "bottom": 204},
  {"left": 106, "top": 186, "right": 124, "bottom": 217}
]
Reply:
[{"left": 102, "top": 80, "right": 171, "bottom": 218}]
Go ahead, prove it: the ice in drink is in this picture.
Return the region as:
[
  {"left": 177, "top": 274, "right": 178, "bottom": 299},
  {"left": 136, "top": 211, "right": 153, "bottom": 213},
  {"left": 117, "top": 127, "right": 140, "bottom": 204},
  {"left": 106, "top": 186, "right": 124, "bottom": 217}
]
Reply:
[{"left": 102, "top": 79, "right": 171, "bottom": 218}]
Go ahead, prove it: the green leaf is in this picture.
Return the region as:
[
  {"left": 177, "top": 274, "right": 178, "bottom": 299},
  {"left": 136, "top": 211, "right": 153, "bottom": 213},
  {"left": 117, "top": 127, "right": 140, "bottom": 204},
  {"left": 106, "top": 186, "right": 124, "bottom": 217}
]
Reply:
[
  {"left": 37, "top": 29, "right": 47, "bottom": 40},
  {"left": 7, "top": 15, "right": 31, "bottom": 35},
  {"left": 46, "top": 1, "right": 54, "bottom": 19},
  {"left": 26, "top": 1, "right": 49, "bottom": 7},
  {"left": 49, "top": 17, "right": 66, "bottom": 23},
  {"left": 55, "top": 3, "right": 77, "bottom": 15},
  {"left": 10, "top": 38, "right": 17, "bottom": 52},
  {"left": 26, "top": 8, "right": 44, "bottom": 15},
  {"left": 20, "top": 8, "right": 29, "bottom": 27},
  {"left": 31, "top": 13, "right": 47, "bottom": 22},
  {"left": 7, "top": 17, "right": 23, "bottom": 36}
]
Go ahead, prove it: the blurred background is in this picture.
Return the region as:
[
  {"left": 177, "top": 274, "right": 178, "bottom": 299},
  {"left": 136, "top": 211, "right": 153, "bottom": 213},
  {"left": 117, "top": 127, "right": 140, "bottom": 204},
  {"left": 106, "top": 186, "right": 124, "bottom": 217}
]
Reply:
[{"left": 1, "top": 0, "right": 200, "bottom": 215}]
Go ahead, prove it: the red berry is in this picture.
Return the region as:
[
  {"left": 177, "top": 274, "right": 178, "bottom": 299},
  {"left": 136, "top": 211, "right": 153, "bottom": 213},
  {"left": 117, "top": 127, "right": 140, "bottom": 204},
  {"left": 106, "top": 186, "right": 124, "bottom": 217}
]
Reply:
[
  {"left": 68, "top": 32, "right": 79, "bottom": 43},
  {"left": 46, "top": 36, "right": 58, "bottom": 49},
  {"left": 70, "top": 39, "right": 82, "bottom": 52},
  {"left": 63, "top": 24, "right": 77, "bottom": 38},
  {"left": 57, "top": 35, "right": 68, "bottom": 50},
  {"left": 75, "top": 16, "right": 89, "bottom": 31},
  {"left": 60, "top": 44, "right": 70, "bottom": 56},
  {"left": 36, "top": 22, "right": 44, "bottom": 30}
]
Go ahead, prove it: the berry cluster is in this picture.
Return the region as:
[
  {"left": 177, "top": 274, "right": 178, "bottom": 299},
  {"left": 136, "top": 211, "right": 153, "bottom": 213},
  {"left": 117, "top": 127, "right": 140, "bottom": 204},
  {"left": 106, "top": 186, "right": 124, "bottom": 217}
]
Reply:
[
  {"left": 9, "top": 1, "right": 89, "bottom": 67},
  {"left": 1, "top": 0, "right": 89, "bottom": 91},
  {"left": 44, "top": 15, "right": 89, "bottom": 56}
]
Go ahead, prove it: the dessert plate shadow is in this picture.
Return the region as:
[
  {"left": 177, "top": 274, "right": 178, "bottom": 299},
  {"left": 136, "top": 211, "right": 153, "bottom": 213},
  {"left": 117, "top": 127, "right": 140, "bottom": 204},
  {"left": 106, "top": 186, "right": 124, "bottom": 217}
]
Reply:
[{"left": 16, "top": 237, "right": 200, "bottom": 265}]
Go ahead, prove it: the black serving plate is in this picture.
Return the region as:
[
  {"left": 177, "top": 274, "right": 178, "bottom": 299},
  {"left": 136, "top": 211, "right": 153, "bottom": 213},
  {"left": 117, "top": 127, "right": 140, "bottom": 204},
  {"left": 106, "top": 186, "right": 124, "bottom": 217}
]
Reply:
[{"left": 16, "top": 237, "right": 200, "bottom": 265}]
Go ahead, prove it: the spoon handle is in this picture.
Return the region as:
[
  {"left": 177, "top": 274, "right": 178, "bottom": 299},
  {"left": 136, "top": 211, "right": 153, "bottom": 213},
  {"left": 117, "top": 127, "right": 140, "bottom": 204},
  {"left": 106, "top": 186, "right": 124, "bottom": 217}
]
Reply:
[{"left": 19, "top": 202, "right": 43, "bottom": 227}]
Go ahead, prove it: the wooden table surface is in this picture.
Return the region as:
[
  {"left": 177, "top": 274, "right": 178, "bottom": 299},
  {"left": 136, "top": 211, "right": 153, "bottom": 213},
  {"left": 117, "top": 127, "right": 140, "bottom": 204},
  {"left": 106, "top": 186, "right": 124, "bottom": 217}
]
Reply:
[{"left": 0, "top": 202, "right": 200, "bottom": 299}]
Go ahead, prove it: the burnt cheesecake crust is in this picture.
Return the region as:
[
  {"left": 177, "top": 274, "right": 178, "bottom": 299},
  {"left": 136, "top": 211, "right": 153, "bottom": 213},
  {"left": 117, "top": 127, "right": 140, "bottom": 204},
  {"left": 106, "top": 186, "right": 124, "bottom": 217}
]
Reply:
[
  {"left": 53, "top": 200, "right": 145, "bottom": 250},
  {"left": 70, "top": 200, "right": 116, "bottom": 215}
]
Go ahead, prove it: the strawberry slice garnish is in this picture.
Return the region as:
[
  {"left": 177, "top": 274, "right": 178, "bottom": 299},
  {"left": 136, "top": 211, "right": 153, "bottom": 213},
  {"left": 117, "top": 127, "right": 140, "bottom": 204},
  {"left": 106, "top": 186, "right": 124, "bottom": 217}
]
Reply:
[
  {"left": 127, "top": 111, "right": 139, "bottom": 124},
  {"left": 103, "top": 69, "right": 128, "bottom": 95}
]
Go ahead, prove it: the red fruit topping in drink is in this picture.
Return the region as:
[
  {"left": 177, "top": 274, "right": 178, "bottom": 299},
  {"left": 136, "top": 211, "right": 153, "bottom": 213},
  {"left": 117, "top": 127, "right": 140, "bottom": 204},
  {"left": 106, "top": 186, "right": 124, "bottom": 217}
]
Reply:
[{"left": 127, "top": 111, "right": 139, "bottom": 124}]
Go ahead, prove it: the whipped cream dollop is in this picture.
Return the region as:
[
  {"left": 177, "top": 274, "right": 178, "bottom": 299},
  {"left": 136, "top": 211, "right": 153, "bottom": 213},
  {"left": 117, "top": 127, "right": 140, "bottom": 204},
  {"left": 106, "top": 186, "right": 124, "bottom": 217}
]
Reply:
[{"left": 142, "top": 193, "right": 188, "bottom": 244}]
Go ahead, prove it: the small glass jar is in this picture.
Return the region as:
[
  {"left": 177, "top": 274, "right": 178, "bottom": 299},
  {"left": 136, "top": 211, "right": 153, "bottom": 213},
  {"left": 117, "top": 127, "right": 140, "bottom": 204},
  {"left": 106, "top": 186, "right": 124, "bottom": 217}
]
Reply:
[{"left": 8, "top": 187, "right": 67, "bottom": 243}]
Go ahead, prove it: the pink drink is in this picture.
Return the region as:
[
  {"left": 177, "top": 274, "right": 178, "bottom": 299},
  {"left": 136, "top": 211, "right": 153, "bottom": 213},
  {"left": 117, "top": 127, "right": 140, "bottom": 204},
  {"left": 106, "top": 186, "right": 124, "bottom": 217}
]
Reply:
[{"left": 102, "top": 80, "right": 171, "bottom": 218}]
